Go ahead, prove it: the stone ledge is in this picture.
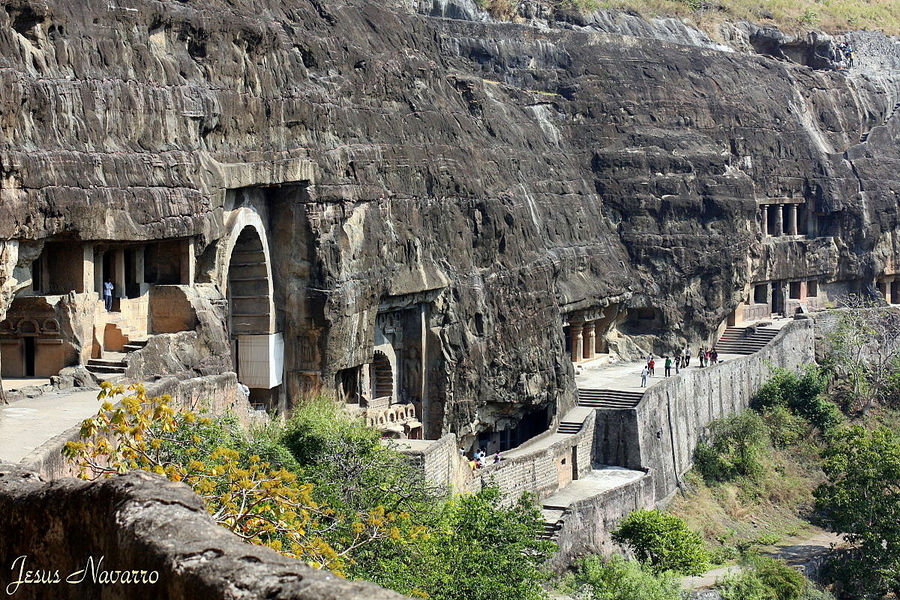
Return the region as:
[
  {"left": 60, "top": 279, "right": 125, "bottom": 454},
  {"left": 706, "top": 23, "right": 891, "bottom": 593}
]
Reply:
[{"left": 0, "top": 464, "right": 411, "bottom": 600}]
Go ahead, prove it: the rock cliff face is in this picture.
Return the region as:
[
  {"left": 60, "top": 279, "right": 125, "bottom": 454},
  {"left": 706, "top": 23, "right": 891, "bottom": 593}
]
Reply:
[{"left": 1, "top": 0, "right": 900, "bottom": 438}]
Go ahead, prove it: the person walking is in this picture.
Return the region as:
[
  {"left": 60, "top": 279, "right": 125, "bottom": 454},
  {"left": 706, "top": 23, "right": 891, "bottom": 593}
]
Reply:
[
  {"left": 674, "top": 356, "right": 680, "bottom": 375},
  {"left": 683, "top": 346, "right": 691, "bottom": 367},
  {"left": 698, "top": 347, "right": 706, "bottom": 367},
  {"left": 640, "top": 365, "right": 649, "bottom": 388},
  {"left": 664, "top": 356, "right": 672, "bottom": 377},
  {"left": 648, "top": 357, "right": 655, "bottom": 377},
  {"left": 103, "top": 278, "right": 114, "bottom": 311}
]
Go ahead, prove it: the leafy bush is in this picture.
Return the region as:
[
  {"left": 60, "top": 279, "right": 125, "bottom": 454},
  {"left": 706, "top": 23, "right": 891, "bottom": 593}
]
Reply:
[
  {"left": 752, "top": 365, "right": 842, "bottom": 434},
  {"left": 611, "top": 509, "right": 710, "bottom": 576},
  {"left": 815, "top": 425, "right": 900, "bottom": 597},
  {"left": 718, "top": 556, "right": 830, "bottom": 600},
  {"left": 559, "top": 555, "right": 683, "bottom": 600},
  {"left": 694, "top": 411, "right": 769, "bottom": 482},
  {"left": 759, "top": 405, "right": 808, "bottom": 448}
]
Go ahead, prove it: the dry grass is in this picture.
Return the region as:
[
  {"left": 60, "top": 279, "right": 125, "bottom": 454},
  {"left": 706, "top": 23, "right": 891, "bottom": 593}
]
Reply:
[
  {"left": 668, "top": 443, "right": 826, "bottom": 561},
  {"left": 585, "top": 0, "right": 900, "bottom": 36}
]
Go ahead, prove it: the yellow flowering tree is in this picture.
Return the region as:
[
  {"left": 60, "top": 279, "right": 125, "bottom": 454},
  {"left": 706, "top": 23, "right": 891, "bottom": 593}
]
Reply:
[{"left": 62, "top": 382, "right": 406, "bottom": 574}]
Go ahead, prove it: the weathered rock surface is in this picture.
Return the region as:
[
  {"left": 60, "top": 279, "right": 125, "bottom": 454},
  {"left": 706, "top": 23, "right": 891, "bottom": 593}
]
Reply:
[{"left": 1, "top": 0, "right": 899, "bottom": 437}]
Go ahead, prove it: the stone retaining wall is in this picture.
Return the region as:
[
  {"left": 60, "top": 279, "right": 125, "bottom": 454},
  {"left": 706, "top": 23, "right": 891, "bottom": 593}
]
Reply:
[
  {"left": 548, "top": 471, "right": 655, "bottom": 571},
  {"left": 468, "top": 414, "right": 596, "bottom": 502},
  {"left": 21, "top": 373, "right": 247, "bottom": 480},
  {"left": 0, "top": 464, "right": 409, "bottom": 600},
  {"left": 636, "top": 318, "right": 815, "bottom": 501}
]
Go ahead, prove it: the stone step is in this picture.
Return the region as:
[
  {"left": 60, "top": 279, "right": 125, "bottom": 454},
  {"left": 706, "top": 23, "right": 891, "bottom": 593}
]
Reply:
[
  {"left": 89, "top": 358, "right": 126, "bottom": 367},
  {"left": 578, "top": 388, "right": 644, "bottom": 409},
  {"left": 558, "top": 423, "right": 583, "bottom": 434},
  {"left": 86, "top": 364, "right": 126, "bottom": 374}
]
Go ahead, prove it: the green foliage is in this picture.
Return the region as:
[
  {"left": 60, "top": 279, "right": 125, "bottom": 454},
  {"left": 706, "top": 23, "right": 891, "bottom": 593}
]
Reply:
[
  {"left": 611, "top": 509, "right": 710, "bottom": 576},
  {"left": 378, "top": 487, "right": 555, "bottom": 600},
  {"left": 751, "top": 365, "right": 842, "bottom": 434},
  {"left": 694, "top": 411, "right": 769, "bottom": 482},
  {"left": 280, "top": 397, "right": 554, "bottom": 599},
  {"left": 759, "top": 405, "right": 808, "bottom": 448},
  {"left": 559, "top": 555, "right": 683, "bottom": 600},
  {"left": 815, "top": 425, "right": 900, "bottom": 597},
  {"left": 718, "top": 556, "right": 831, "bottom": 600},
  {"left": 66, "top": 391, "right": 554, "bottom": 599}
]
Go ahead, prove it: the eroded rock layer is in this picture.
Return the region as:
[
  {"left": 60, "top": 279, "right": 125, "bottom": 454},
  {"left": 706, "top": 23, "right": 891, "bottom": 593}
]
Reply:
[{"left": 1, "top": 0, "right": 899, "bottom": 439}]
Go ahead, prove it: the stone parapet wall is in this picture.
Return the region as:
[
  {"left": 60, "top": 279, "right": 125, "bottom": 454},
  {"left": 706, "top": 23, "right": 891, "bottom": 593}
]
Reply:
[
  {"left": 600, "top": 318, "right": 815, "bottom": 501},
  {"left": 548, "top": 471, "right": 655, "bottom": 571},
  {"left": 468, "top": 415, "right": 596, "bottom": 502},
  {"left": 0, "top": 464, "right": 409, "bottom": 600},
  {"left": 21, "top": 373, "right": 248, "bottom": 480},
  {"left": 397, "top": 433, "right": 473, "bottom": 491}
]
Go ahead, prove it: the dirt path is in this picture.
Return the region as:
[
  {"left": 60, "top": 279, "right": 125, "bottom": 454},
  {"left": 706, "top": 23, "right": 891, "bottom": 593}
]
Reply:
[{"left": 682, "top": 530, "right": 845, "bottom": 590}]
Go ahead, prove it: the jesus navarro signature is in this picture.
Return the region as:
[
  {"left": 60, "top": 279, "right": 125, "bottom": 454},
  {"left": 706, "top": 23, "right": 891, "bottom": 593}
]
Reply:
[{"left": 5, "top": 555, "right": 159, "bottom": 596}]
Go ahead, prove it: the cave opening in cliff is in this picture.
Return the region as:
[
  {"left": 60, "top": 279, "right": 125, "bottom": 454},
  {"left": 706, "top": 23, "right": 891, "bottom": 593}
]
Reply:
[{"left": 225, "top": 223, "right": 282, "bottom": 405}]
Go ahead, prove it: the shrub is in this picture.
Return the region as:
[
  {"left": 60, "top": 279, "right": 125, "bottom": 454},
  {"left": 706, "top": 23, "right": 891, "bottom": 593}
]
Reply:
[
  {"left": 718, "top": 556, "right": 829, "bottom": 600},
  {"left": 560, "top": 555, "right": 683, "bottom": 600},
  {"left": 751, "top": 365, "right": 842, "bottom": 434},
  {"left": 611, "top": 509, "right": 710, "bottom": 576},
  {"left": 694, "top": 411, "right": 769, "bottom": 482}
]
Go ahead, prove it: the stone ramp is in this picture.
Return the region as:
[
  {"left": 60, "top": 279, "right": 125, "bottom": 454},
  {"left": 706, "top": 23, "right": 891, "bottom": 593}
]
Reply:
[{"left": 0, "top": 387, "right": 103, "bottom": 463}]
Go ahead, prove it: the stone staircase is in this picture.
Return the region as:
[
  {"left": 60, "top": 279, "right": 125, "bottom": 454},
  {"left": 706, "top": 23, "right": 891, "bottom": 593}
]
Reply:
[
  {"left": 540, "top": 508, "right": 565, "bottom": 540},
  {"left": 557, "top": 421, "right": 583, "bottom": 434},
  {"left": 714, "top": 326, "right": 779, "bottom": 355},
  {"left": 86, "top": 338, "right": 150, "bottom": 379},
  {"left": 577, "top": 388, "right": 644, "bottom": 410},
  {"left": 861, "top": 101, "right": 900, "bottom": 143}
]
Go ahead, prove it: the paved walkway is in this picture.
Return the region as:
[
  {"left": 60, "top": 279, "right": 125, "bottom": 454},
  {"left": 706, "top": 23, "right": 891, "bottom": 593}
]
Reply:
[
  {"left": 542, "top": 467, "right": 645, "bottom": 510},
  {"left": 0, "top": 387, "right": 103, "bottom": 463}
]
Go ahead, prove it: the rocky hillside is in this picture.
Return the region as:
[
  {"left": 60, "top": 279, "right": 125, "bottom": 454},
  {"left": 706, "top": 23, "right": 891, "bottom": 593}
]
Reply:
[{"left": 1, "top": 0, "right": 899, "bottom": 433}]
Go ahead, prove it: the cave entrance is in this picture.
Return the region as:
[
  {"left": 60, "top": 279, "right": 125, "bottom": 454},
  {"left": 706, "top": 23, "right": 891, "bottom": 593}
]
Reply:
[
  {"left": 371, "top": 350, "right": 394, "bottom": 400},
  {"left": 225, "top": 221, "right": 282, "bottom": 403},
  {"left": 227, "top": 226, "right": 272, "bottom": 338}
]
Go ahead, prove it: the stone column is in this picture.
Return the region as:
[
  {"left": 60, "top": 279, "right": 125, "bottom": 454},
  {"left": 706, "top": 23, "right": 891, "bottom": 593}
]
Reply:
[
  {"left": 81, "top": 244, "right": 94, "bottom": 295},
  {"left": 774, "top": 204, "right": 784, "bottom": 236},
  {"left": 180, "top": 238, "right": 195, "bottom": 286},
  {"left": 788, "top": 204, "right": 798, "bottom": 236},
  {"left": 570, "top": 323, "right": 583, "bottom": 363},
  {"left": 888, "top": 278, "right": 895, "bottom": 305},
  {"left": 114, "top": 248, "right": 126, "bottom": 299},
  {"left": 583, "top": 322, "right": 595, "bottom": 361},
  {"left": 761, "top": 205, "right": 768, "bottom": 236}
]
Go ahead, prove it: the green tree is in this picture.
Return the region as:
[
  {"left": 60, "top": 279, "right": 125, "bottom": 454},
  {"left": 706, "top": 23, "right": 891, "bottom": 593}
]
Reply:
[
  {"left": 611, "top": 509, "right": 710, "bottom": 576},
  {"left": 560, "top": 555, "right": 682, "bottom": 600},
  {"left": 368, "top": 486, "right": 555, "bottom": 600},
  {"left": 694, "top": 410, "right": 769, "bottom": 482},
  {"left": 823, "top": 297, "right": 900, "bottom": 414},
  {"left": 815, "top": 425, "right": 900, "bottom": 597},
  {"left": 751, "top": 365, "right": 842, "bottom": 434}
]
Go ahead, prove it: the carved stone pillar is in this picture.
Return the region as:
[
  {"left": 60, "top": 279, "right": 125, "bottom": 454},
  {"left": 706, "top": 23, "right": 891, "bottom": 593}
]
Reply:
[
  {"left": 776, "top": 204, "right": 785, "bottom": 236},
  {"left": 570, "top": 323, "right": 583, "bottom": 363},
  {"left": 583, "top": 322, "right": 596, "bottom": 361},
  {"left": 761, "top": 205, "right": 768, "bottom": 236},
  {"left": 788, "top": 204, "right": 798, "bottom": 236}
]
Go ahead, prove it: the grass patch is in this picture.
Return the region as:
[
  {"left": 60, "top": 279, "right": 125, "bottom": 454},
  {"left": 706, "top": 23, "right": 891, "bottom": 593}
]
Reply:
[
  {"left": 483, "top": 0, "right": 900, "bottom": 37},
  {"left": 669, "top": 440, "right": 826, "bottom": 563}
]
